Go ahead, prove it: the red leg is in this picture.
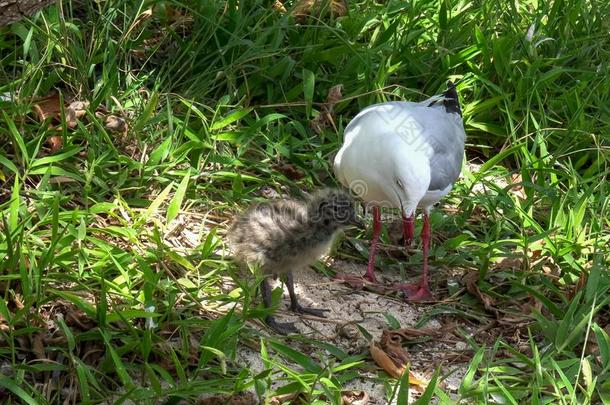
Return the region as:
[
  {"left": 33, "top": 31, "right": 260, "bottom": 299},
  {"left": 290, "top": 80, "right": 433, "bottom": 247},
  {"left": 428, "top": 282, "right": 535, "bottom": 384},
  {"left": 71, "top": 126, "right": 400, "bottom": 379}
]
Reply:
[
  {"left": 402, "top": 213, "right": 414, "bottom": 248},
  {"left": 394, "top": 212, "right": 433, "bottom": 301},
  {"left": 363, "top": 206, "right": 381, "bottom": 283}
]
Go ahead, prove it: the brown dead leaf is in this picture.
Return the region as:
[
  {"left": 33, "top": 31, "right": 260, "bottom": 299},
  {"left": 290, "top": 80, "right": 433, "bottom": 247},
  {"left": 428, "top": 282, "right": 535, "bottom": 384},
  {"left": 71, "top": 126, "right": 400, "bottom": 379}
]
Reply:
[
  {"left": 326, "top": 84, "right": 343, "bottom": 106},
  {"left": 269, "top": 392, "right": 308, "bottom": 405},
  {"left": 31, "top": 333, "right": 46, "bottom": 360},
  {"left": 64, "top": 306, "right": 96, "bottom": 331},
  {"left": 13, "top": 294, "right": 24, "bottom": 310},
  {"left": 463, "top": 271, "right": 496, "bottom": 312},
  {"left": 379, "top": 329, "right": 410, "bottom": 366},
  {"left": 341, "top": 391, "right": 369, "bottom": 405},
  {"left": 337, "top": 323, "right": 359, "bottom": 339},
  {"left": 370, "top": 340, "right": 405, "bottom": 378},
  {"left": 197, "top": 392, "right": 259, "bottom": 405},
  {"left": 495, "top": 256, "right": 523, "bottom": 270},
  {"left": 0, "top": 312, "right": 9, "bottom": 333},
  {"left": 369, "top": 331, "right": 428, "bottom": 389},
  {"left": 104, "top": 115, "right": 128, "bottom": 133},
  {"left": 311, "top": 84, "right": 343, "bottom": 134},
  {"left": 273, "top": 162, "right": 304, "bottom": 180},
  {"left": 392, "top": 325, "right": 455, "bottom": 340},
  {"left": 272, "top": 0, "right": 287, "bottom": 12},
  {"left": 33, "top": 94, "right": 62, "bottom": 121},
  {"left": 292, "top": 0, "right": 348, "bottom": 21},
  {"left": 66, "top": 100, "right": 90, "bottom": 128},
  {"left": 47, "top": 135, "right": 63, "bottom": 153}
]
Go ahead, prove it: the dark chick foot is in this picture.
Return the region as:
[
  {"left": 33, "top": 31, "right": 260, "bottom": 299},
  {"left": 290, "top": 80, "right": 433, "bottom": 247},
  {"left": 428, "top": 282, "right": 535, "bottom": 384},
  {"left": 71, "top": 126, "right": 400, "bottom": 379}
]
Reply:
[
  {"left": 265, "top": 316, "right": 299, "bottom": 335},
  {"left": 290, "top": 303, "right": 329, "bottom": 318},
  {"left": 393, "top": 283, "right": 434, "bottom": 302}
]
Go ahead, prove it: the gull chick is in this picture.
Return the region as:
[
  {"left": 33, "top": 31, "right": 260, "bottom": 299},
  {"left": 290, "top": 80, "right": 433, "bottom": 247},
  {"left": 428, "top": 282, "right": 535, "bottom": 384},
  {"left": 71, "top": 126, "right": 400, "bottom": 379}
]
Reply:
[{"left": 228, "top": 188, "right": 362, "bottom": 334}]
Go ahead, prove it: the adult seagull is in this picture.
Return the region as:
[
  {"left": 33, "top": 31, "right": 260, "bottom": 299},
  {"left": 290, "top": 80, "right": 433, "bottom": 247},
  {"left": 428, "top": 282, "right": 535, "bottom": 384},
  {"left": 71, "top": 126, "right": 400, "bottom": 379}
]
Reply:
[{"left": 333, "top": 82, "right": 465, "bottom": 300}]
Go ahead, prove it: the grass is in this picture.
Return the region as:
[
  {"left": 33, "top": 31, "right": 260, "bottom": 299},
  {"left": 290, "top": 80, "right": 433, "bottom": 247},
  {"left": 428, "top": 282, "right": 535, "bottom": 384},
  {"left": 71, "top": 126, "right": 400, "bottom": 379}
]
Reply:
[{"left": 0, "top": 0, "right": 609, "bottom": 403}]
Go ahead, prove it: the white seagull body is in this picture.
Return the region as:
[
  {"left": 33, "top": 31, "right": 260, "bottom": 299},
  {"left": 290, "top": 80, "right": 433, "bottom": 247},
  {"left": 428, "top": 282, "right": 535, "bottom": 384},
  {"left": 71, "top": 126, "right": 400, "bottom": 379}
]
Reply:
[{"left": 334, "top": 83, "right": 465, "bottom": 300}]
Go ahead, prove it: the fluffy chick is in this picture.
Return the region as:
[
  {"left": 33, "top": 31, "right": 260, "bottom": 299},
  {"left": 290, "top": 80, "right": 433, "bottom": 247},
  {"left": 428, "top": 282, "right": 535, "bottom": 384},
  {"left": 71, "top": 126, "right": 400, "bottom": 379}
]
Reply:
[{"left": 228, "top": 188, "right": 362, "bottom": 334}]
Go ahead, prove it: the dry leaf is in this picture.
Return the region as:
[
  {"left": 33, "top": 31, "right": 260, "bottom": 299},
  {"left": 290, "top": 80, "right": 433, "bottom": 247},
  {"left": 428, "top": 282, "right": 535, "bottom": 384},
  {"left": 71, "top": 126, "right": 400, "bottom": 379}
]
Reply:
[
  {"left": 13, "top": 294, "right": 24, "bottom": 310},
  {"left": 311, "top": 84, "right": 343, "bottom": 134},
  {"left": 379, "top": 329, "right": 410, "bottom": 366},
  {"left": 0, "top": 312, "right": 9, "bottom": 333},
  {"left": 272, "top": 0, "right": 287, "bottom": 12},
  {"left": 326, "top": 84, "right": 343, "bottom": 106},
  {"left": 337, "top": 323, "right": 358, "bottom": 339},
  {"left": 369, "top": 331, "right": 428, "bottom": 389},
  {"left": 463, "top": 271, "right": 496, "bottom": 312},
  {"left": 369, "top": 339, "right": 403, "bottom": 378},
  {"left": 273, "top": 162, "right": 304, "bottom": 180},
  {"left": 341, "top": 390, "right": 368, "bottom": 405},
  {"left": 292, "top": 0, "right": 348, "bottom": 21},
  {"left": 66, "top": 100, "right": 90, "bottom": 128},
  {"left": 269, "top": 392, "right": 307, "bottom": 404},
  {"left": 197, "top": 392, "right": 259, "bottom": 405},
  {"left": 31, "top": 333, "right": 46, "bottom": 360},
  {"left": 47, "top": 135, "right": 63, "bottom": 153},
  {"left": 33, "top": 93, "right": 62, "bottom": 122},
  {"left": 104, "top": 115, "right": 128, "bottom": 133}
]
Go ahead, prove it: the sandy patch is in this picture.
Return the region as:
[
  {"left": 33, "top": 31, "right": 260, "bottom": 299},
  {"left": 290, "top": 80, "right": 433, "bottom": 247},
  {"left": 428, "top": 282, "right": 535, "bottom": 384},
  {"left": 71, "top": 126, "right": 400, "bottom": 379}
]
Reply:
[{"left": 235, "top": 259, "right": 470, "bottom": 403}]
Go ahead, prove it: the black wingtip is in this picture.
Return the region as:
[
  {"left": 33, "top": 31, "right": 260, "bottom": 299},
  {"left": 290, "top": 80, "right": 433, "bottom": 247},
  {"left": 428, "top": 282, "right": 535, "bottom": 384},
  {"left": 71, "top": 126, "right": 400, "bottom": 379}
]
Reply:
[{"left": 443, "top": 81, "right": 462, "bottom": 116}]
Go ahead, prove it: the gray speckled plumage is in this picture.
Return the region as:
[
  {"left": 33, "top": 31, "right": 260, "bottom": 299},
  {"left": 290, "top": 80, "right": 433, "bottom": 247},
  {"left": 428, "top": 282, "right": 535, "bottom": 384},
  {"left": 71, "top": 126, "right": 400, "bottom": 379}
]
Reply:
[{"left": 227, "top": 188, "right": 361, "bottom": 334}]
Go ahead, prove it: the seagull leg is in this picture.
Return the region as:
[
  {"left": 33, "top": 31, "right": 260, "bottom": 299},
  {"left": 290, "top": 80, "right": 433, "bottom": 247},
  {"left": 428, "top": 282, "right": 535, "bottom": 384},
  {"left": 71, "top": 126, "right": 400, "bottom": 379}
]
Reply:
[
  {"left": 260, "top": 277, "right": 298, "bottom": 335},
  {"left": 286, "top": 271, "right": 329, "bottom": 317},
  {"left": 394, "top": 213, "right": 434, "bottom": 301}
]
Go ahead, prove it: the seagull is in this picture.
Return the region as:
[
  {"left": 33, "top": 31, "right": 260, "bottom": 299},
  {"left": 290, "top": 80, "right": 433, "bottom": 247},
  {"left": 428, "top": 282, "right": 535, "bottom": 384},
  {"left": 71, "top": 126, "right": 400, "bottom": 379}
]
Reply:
[
  {"left": 333, "top": 82, "right": 465, "bottom": 300},
  {"left": 227, "top": 188, "right": 363, "bottom": 334}
]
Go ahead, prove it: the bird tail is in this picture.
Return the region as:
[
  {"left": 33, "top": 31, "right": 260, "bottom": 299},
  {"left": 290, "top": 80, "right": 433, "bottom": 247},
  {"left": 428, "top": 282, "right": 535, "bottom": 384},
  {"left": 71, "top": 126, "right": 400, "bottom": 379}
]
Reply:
[{"left": 443, "top": 81, "right": 461, "bottom": 116}]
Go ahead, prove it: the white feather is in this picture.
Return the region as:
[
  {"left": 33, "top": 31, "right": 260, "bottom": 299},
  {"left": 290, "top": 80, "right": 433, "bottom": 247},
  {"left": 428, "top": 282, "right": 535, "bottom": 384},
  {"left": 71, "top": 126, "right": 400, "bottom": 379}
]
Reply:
[{"left": 334, "top": 93, "right": 465, "bottom": 215}]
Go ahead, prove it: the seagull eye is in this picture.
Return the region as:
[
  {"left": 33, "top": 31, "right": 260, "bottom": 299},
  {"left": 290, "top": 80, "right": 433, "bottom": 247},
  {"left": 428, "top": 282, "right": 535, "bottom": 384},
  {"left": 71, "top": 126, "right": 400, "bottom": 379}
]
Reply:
[{"left": 396, "top": 179, "right": 404, "bottom": 190}]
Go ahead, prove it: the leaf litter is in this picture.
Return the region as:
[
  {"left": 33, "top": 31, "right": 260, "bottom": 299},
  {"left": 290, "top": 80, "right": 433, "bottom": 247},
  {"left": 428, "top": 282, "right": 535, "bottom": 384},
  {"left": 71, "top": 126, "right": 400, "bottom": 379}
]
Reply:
[{"left": 30, "top": 92, "right": 130, "bottom": 155}]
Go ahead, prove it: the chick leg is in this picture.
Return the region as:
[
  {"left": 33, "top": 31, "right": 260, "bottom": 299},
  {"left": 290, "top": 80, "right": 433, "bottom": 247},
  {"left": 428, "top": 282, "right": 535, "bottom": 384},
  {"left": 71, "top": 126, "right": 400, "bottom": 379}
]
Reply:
[
  {"left": 286, "top": 271, "right": 329, "bottom": 317},
  {"left": 260, "top": 277, "right": 298, "bottom": 335}
]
